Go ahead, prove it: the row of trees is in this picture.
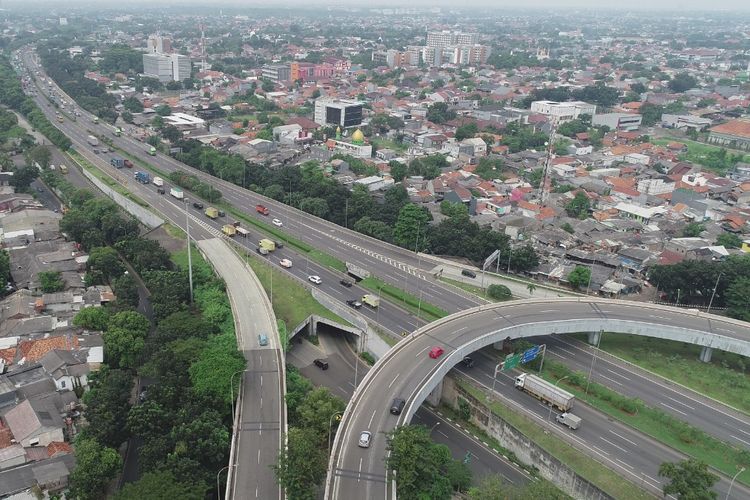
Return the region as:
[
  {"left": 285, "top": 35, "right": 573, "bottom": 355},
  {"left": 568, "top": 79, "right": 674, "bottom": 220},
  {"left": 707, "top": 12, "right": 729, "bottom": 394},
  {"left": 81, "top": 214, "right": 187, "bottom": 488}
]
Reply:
[
  {"left": 522, "top": 83, "right": 621, "bottom": 109},
  {"left": 58, "top": 191, "right": 243, "bottom": 498},
  {"left": 0, "top": 56, "right": 71, "bottom": 150}
]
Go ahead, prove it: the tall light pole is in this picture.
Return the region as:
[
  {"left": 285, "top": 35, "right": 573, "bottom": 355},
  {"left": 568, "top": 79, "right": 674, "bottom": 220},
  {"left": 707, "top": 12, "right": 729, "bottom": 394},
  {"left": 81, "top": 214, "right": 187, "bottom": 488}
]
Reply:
[
  {"left": 726, "top": 467, "right": 746, "bottom": 500},
  {"left": 328, "top": 411, "right": 343, "bottom": 453},
  {"left": 585, "top": 331, "right": 603, "bottom": 395},
  {"left": 230, "top": 369, "right": 245, "bottom": 423},
  {"left": 184, "top": 198, "right": 194, "bottom": 304},
  {"left": 491, "top": 362, "right": 502, "bottom": 392},
  {"left": 707, "top": 271, "right": 723, "bottom": 314},
  {"left": 216, "top": 464, "right": 236, "bottom": 500},
  {"left": 548, "top": 375, "right": 570, "bottom": 422}
]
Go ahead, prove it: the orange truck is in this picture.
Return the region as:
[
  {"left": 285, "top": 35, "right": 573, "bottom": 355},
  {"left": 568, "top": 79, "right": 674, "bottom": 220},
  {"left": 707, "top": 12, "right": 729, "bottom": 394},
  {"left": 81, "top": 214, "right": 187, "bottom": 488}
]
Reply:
[{"left": 256, "top": 204, "right": 269, "bottom": 215}]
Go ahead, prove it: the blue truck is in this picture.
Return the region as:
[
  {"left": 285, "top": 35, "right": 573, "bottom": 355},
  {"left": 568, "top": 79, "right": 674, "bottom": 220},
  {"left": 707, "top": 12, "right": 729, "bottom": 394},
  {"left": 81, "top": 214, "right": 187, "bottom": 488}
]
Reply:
[
  {"left": 110, "top": 157, "right": 124, "bottom": 169},
  {"left": 134, "top": 171, "right": 150, "bottom": 184}
]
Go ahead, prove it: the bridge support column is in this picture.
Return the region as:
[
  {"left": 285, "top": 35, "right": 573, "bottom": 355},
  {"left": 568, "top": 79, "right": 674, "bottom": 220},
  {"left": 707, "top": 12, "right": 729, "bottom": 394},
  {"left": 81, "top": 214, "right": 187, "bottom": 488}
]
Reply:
[
  {"left": 587, "top": 331, "right": 601, "bottom": 346},
  {"left": 426, "top": 379, "right": 443, "bottom": 407},
  {"left": 699, "top": 346, "right": 713, "bottom": 363}
]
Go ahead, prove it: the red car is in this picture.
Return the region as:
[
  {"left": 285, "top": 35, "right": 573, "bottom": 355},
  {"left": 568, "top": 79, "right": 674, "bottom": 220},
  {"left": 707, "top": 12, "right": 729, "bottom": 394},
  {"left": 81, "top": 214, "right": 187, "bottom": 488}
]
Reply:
[{"left": 429, "top": 346, "right": 444, "bottom": 359}]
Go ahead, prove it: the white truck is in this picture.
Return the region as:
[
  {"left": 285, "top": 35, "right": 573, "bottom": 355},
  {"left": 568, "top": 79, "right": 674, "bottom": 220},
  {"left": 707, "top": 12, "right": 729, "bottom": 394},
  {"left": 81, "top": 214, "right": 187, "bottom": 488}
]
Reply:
[
  {"left": 152, "top": 176, "right": 164, "bottom": 187},
  {"left": 556, "top": 412, "right": 582, "bottom": 430},
  {"left": 170, "top": 187, "right": 184, "bottom": 200},
  {"left": 87, "top": 135, "right": 99, "bottom": 146},
  {"left": 514, "top": 373, "right": 575, "bottom": 412}
]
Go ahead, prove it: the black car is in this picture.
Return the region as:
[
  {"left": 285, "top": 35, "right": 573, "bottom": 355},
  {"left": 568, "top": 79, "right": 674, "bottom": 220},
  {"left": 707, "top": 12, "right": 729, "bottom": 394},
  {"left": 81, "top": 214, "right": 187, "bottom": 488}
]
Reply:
[
  {"left": 346, "top": 299, "right": 362, "bottom": 309},
  {"left": 193, "top": 202, "right": 203, "bottom": 209},
  {"left": 218, "top": 210, "right": 226, "bottom": 217},
  {"left": 461, "top": 269, "right": 477, "bottom": 278},
  {"left": 313, "top": 359, "right": 329, "bottom": 370},
  {"left": 340, "top": 279, "right": 353, "bottom": 287},
  {"left": 275, "top": 241, "right": 284, "bottom": 249},
  {"left": 390, "top": 398, "right": 406, "bottom": 415},
  {"left": 461, "top": 356, "right": 474, "bottom": 368},
  {"left": 157, "top": 188, "right": 165, "bottom": 195}
]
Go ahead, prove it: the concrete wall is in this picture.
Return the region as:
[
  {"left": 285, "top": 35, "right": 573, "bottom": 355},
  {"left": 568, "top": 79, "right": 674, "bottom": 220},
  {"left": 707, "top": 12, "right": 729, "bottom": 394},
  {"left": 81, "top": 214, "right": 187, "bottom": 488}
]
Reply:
[
  {"left": 74, "top": 161, "right": 164, "bottom": 228},
  {"left": 441, "top": 376, "right": 614, "bottom": 500}
]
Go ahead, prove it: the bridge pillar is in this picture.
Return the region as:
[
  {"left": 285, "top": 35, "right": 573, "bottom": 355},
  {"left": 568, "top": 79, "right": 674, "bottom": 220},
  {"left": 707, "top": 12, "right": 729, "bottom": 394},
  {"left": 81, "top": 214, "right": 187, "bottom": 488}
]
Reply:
[
  {"left": 699, "top": 346, "right": 713, "bottom": 363},
  {"left": 426, "top": 379, "right": 443, "bottom": 407},
  {"left": 587, "top": 331, "right": 601, "bottom": 346}
]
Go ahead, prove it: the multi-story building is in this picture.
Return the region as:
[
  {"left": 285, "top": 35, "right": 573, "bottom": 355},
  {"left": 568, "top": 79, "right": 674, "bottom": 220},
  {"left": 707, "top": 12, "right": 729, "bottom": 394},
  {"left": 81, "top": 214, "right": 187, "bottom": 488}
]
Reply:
[
  {"left": 147, "top": 35, "right": 172, "bottom": 54},
  {"left": 637, "top": 176, "right": 675, "bottom": 196},
  {"left": 314, "top": 98, "right": 364, "bottom": 128},
  {"left": 424, "top": 31, "right": 487, "bottom": 66},
  {"left": 530, "top": 100, "right": 597, "bottom": 123},
  {"left": 707, "top": 119, "right": 750, "bottom": 151},
  {"left": 142, "top": 53, "right": 191, "bottom": 83},
  {"left": 426, "top": 31, "right": 479, "bottom": 48},
  {"left": 261, "top": 64, "right": 291, "bottom": 82},
  {"left": 592, "top": 113, "right": 642, "bottom": 131}
]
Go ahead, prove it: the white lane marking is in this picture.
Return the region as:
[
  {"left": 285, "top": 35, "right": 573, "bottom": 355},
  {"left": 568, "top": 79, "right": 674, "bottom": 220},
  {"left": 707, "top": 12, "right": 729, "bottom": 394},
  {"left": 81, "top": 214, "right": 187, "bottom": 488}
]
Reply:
[
  {"left": 665, "top": 396, "right": 695, "bottom": 410},
  {"left": 605, "top": 368, "right": 631, "bottom": 381},
  {"left": 456, "top": 326, "right": 468, "bottom": 333},
  {"left": 599, "top": 374, "right": 623, "bottom": 386},
  {"left": 731, "top": 434, "right": 750, "bottom": 447},
  {"left": 539, "top": 309, "right": 559, "bottom": 313},
  {"left": 358, "top": 458, "right": 363, "bottom": 482},
  {"left": 615, "top": 458, "right": 634, "bottom": 470},
  {"left": 260, "top": 397, "right": 263, "bottom": 409},
  {"left": 555, "top": 347, "right": 577, "bottom": 357},
  {"left": 368, "top": 410, "right": 377, "bottom": 428},
  {"left": 592, "top": 445, "right": 610, "bottom": 457},
  {"left": 257, "top": 449, "right": 261, "bottom": 464},
  {"left": 415, "top": 346, "right": 430, "bottom": 358},
  {"left": 260, "top": 375, "right": 263, "bottom": 387},
  {"left": 736, "top": 427, "right": 750, "bottom": 437},
  {"left": 599, "top": 437, "right": 630, "bottom": 454},
  {"left": 660, "top": 402, "right": 688, "bottom": 416},
  {"left": 388, "top": 373, "right": 401, "bottom": 388},
  {"left": 609, "top": 430, "right": 639, "bottom": 447},
  {"left": 255, "top": 486, "right": 259, "bottom": 498},
  {"left": 648, "top": 314, "right": 670, "bottom": 321}
]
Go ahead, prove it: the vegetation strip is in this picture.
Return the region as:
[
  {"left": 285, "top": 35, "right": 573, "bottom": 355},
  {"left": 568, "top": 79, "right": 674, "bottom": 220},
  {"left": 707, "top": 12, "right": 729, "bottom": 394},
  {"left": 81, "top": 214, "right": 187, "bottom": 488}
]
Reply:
[
  {"left": 454, "top": 377, "right": 653, "bottom": 500},
  {"left": 538, "top": 360, "right": 750, "bottom": 487},
  {"left": 67, "top": 149, "right": 150, "bottom": 207},
  {"left": 359, "top": 275, "right": 448, "bottom": 323}
]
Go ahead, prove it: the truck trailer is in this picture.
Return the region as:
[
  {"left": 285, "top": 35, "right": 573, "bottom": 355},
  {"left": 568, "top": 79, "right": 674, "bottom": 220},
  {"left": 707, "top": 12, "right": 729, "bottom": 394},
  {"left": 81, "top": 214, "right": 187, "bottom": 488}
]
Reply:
[
  {"left": 111, "top": 157, "right": 124, "bottom": 169},
  {"left": 87, "top": 135, "right": 99, "bottom": 146},
  {"left": 515, "top": 373, "right": 575, "bottom": 412},
  {"left": 170, "top": 187, "right": 184, "bottom": 200},
  {"left": 152, "top": 176, "right": 164, "bottom": 187},
  {"left": 205, "top": 207, "right": 219, "bottom": 219},
  {"left": 259, "top": 239, "right": 276, "bottom": 252},
  {"left": 135, "top": 171, "right": 150, "bottom": 184},
  {"left": 222, "top": 225, "right": 237, "bottom": 237},
  {"left": 362, "top": 294, "right": 380, "bottom": 308}
]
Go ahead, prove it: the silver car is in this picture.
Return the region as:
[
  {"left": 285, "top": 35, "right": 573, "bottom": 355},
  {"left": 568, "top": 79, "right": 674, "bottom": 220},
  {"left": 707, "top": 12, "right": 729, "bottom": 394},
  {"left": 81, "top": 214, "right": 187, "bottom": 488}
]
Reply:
[{"left": 358, "top": 431, "right": 372, "bottom": 448}]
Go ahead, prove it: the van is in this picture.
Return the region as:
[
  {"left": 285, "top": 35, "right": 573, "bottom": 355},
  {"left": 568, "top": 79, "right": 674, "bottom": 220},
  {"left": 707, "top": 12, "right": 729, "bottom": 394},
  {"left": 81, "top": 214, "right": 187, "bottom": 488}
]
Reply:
[
  {"left": 313, "top": 359, "right": 329, "bottom": 370},
  {"left": 390, "top": 398, "right": 405, "bottom": 415},
  {"left": 461, "top": 269, "right": 477, "bottom": 278}
]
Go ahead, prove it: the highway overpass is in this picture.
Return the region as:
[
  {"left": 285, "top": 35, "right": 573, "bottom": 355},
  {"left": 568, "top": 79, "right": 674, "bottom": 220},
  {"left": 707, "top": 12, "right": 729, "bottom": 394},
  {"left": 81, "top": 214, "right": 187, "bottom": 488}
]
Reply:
[{"left": 327, "top": 298, "right": 750, "bottom": 500}]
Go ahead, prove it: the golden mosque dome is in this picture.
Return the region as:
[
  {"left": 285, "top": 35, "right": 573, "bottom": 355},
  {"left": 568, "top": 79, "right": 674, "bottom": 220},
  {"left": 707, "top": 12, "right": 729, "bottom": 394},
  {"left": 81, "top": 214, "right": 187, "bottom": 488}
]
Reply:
[{"left": 351, "top": 128, "right": 365, "bottom": 143}]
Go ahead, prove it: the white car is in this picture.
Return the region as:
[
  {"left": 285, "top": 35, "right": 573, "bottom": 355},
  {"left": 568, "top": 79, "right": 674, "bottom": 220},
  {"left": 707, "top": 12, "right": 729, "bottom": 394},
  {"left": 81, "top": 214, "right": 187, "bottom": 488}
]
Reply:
[
  {"left": 272, "top": 218, "right": 283, "bottom": 227},
  {"left": 358, "top": 431, "right": 372, "bottom": 448},
  {"left": 308, "top": 275, "right": 322, "bottom": 285},
  {"left": 279, "top": 259, "right": 293, "bottom": 268}
]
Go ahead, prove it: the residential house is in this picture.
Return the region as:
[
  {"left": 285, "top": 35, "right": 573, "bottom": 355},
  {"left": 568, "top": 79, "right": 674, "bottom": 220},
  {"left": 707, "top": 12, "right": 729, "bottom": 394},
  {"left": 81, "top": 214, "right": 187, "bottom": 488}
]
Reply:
[
  {"left": 3, "top": 398, "right": 64, "bottom": 447},
  {"left": 40, "top": 350, "right": 89, "bottom": 393}
]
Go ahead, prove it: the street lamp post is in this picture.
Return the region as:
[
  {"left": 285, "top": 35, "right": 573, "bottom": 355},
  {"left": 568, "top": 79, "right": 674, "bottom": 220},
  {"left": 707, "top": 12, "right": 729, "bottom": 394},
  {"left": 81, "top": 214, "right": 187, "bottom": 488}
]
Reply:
[
  {"left": 585, "top": 331, "right": 603, "bottom": 395},
  {"left": 328, "top": 411, "right": 343, "bottom": 453},
  {"left": 230, "top": 369, "right": 245, "bottom": 424},
  {"left": 184, "top": 199, "right": 194, "bottom": 304},
  {"left": 491, "top": 362, "right": 502, "bottom": 392},
  {"left": 707, "top": 272, "right": 723, "bottom": 314},
  {"left": 548, "top": 375, "right": 571, "bottom": 422},
  {"left": 216, "top": 464, "right": 236, "bottom": 500},
  {"left": 726, "top": 467, "right": 746, "bottom": 500}
]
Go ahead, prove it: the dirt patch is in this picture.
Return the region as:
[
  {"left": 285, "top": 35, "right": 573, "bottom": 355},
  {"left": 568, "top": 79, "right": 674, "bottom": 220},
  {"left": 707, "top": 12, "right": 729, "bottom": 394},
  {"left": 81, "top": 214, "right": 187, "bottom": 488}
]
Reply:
[{"left": 143, "top": 225, "right": 185, "bottom": 254}]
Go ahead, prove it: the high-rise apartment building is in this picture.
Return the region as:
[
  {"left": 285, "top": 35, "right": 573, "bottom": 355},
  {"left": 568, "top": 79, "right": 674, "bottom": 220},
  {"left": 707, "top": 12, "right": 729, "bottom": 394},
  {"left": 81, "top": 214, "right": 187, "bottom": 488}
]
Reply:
[
  {"left": 142, "top": 53, "right": 191, "bottom": 83},
  {"left": 426, "top": 31, "right": 479, "bottom": 48},
  {"left": 314, "top": 98, "right": 364, "bottom": 128},
  {"left": 423, "top": 31, "right": 488, "bottom": 66},
  {"left": 147, "top": 35, "right": 172, "bottom": 54}
]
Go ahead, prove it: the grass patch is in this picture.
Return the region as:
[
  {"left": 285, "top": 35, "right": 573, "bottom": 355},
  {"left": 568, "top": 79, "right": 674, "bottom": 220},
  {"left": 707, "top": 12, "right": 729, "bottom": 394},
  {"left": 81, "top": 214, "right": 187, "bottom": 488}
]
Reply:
[
  {"left": 371, "top": 138, "right": 408, "bottom": 153},
  {"left": 540, "top": 360, "right": 750, "bottom": 487},
  {"left": 359, "top": 276, "right": 448, "bottom": 323},
  {"left": 652, "top": 137, "right": 750, "bottom": 174},
  {"left": 241, "top": 249, "right": 350, "bottom": 329},
  {"left": 455, "top": 377, "right": 653, "bottom": 500},
  {"left": 277, "top": 319, "right": 288, "bottom": 351},
  {"left": 162, "top": 222, "right": 186, "bottom": 240},
  {"left": 438, "top": 276, "right": 513, "bottom": 302},
  {"left": 360, "top": 351, "right": 376, "bottom": 365},
  {"left": 571, "top": 333, "right": 750, "bottom": 415},
  {"left": 67, "top": 150, "right": 150, "bottom": 208}
]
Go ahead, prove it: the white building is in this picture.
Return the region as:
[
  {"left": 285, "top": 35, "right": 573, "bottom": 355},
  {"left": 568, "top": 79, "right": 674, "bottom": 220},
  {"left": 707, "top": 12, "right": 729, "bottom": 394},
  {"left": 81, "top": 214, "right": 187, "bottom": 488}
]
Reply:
[
  {"left": 661, "top": 114, "right": 713, "bottom": 130},
  {"left": 314, "top": 98, "right": 364, "bottom": 127},
  {"left": 163, "top": 112, "right": 205, "bottom": 129},
  {"left": 142, "top": 53, "right": 191, "bottom": 83},
  {"left": 637, "top": 177, "right": 675, "bottom": 195},
  {"left": 530, "top": 100, "right": 596, "bottom": 123},
  {"left": 354, "top": 175, "right": 395, "bottom": 192},
  {"left": 592, "top": 113, "right": 643, "bottom": 131}
]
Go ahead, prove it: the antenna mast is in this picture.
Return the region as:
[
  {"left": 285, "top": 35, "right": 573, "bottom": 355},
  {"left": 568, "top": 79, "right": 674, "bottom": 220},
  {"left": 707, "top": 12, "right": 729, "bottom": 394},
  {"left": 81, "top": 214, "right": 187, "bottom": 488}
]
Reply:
[{"left": 540, "top": 123, "right": 557, "bottom": 207}]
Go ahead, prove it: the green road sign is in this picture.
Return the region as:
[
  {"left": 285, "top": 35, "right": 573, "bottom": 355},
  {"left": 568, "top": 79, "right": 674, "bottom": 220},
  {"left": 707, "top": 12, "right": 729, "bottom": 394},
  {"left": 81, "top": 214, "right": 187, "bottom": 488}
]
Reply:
[{"left": 503, "top": 353, "right": 521, "bottom": 371}]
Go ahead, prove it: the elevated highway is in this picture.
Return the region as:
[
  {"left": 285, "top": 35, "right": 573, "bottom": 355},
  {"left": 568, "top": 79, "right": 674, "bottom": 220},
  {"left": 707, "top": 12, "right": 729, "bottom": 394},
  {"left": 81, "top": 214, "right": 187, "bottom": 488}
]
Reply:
[{"left": 327, "top": 298, "right": 750, "bottom": 500}]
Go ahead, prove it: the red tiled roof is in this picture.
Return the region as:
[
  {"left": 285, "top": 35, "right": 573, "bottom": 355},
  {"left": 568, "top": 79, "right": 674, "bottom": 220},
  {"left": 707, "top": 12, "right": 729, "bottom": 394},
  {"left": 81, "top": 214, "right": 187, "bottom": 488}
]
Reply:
[
  {"left": 0, "top": 347, "right": 15, "bottom": 365},
  {"left": 18, "top": 336, "right": 79, "bottom": 363},
  {"left": 47, "top": 441, "right": 73, "bottom": 457},
  {"left": 0, "top": 422, "right": 13, "bottom": 449},
  {"left": 710, "top": 119, "right": 750, "bottom": 139},
  {"left": 659, "top": 250, "right": 684, "bottom": 265}
]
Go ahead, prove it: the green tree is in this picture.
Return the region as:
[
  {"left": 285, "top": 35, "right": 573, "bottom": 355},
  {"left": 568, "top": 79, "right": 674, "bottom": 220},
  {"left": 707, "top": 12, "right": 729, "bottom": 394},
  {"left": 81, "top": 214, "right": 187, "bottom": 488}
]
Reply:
[
  {"left": 38, "top": 270, "right": 65, "bottom": 292},
  {"left": 299, "top": 197, "right": 330, "bottom": 218},
  {"left": 155, "top": 104, "right": 172, "bottom": 116},
  {"left": 0, "top": 250, "right": 10, "bottom": 293},
  {"left": 426, "top": 102, "right": 457, "bottom": 124},
  {"left": 567, "top": 266, "right": 591, "bottom": 290},
  {"left": 487, "top": 284, "right": 512, "bottom": 300},
  {"left": 440, "top": 200, "right": 469, "bottom": 220},
  {"left": 273, "top": 427, "right": 328, "bottom": 500},
  {"left": 189, "top": 333, "right": 246, "bottom": 404},
  {"left": 474, "top": 157, "right": 504, "bottom": 181},
  {"left": 353, "top": 216, "right": 393, "bottom": 241},
  {"left": 69, "top": 437, "right": 123, "bottom": 500},
  {"left": 640, "top": 103, "right": 664, "bottom": 126},
  {"left": 73, "top": 307, "right": 110, "bottom": 331},
  {"left": 455, "top": 122, "right": 479, "bottom": 141},
  {"left": 386, "top": 425, "right": 462, "bottom": 500},
  {"left": 86, "top": 247, "right": 125, "bottom": 284},
  {"left": 658, "top": 458, "right": 718, "bottom": 499},
  {"left": 123, "top": 96, "right": 144, "bottom": 113},
  {"left": 296, "top": 387, "right": 347, "bottom": 443},
  {"left": 726, "top": 277, "right": 750, "bottom": 322},
  {"left": 565, "top": 192, "right": 591, "bottom": 219},
  {"left": 121, "top": 111, "right": 133, "bottom": 124},
  {"left": 668, "top": 73, "right": 699, "bottom": 93},
  {"left": 561, "top": 222, "right": 574, "bottom": 234},
  {"left": 394, "top": 203, "right": 431, "bottom": 250},
  {"left": 716, "top": 233, "right": 742, "bottom": 249},
  {"left": 162, "top": 125, "right": 182, "bottom": 143},
  {"left": 25, "top": 144, "right": 51, "bottom": 169},
  {"left": 81, "top": 368, "right": 133, "bottom": 447},
  {"left": 113, "top": 471, "right": 204, "bottom": 500},
  {"left": 151, "top": 115, "right": 164, "bottom": 129},
  {"left": 682, "top": 222, "right": 705, "bottom": 237}
]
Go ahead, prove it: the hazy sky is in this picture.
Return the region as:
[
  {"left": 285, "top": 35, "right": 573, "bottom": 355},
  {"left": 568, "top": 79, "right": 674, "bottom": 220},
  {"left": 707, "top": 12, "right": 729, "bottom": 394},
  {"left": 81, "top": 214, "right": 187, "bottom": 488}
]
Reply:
[{"left": 3, "top": 0, "right": 750, "bottom": 10}]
